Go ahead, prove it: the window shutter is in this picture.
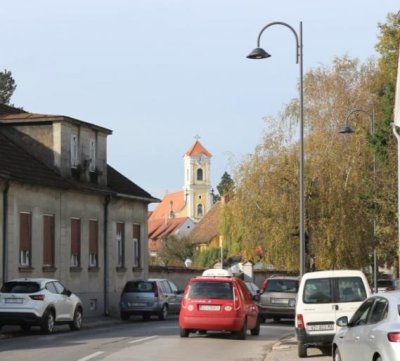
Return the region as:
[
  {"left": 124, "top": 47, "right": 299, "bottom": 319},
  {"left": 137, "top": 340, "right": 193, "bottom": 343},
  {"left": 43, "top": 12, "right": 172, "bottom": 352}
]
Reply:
[
  {"left": 20, "top": 213, "right": 31, "bottom": 252},
  {"left": 71, "top": 219, "right": 81, "bottom": 256},
  {"left": 89, "top": 220, "right": 98, "bottom": 254},
  {"left": 43, "top": 215, "right": 55, "bottom": 266},
  {"left": 133, "top": 224, "right": 140, "bottom": 240}
]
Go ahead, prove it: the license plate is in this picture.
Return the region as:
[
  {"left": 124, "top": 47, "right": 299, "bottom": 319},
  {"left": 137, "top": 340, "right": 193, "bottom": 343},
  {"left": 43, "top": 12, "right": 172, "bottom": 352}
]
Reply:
[
  {"left": 307, "top": 324, "right": 334, "bottom": 331},
  {"left": 129, "top": 302, "right": 146, "bottom": 307},
  {"left": 271, "top": 298, "right": 288, "bottom": 305},
  {"left": 199, "top": 305, "right": 220, "bottom": 311},
  {"left": 5, "top": 298, "right": 23, "bottom": 304}
]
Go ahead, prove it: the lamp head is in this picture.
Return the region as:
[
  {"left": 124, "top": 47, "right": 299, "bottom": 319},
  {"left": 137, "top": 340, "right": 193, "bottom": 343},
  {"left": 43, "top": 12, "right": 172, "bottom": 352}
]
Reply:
[
  {"left": 339, "top": 126, "right": 354, "bottom": 134},
  {"left": 246, "top": 47, "right": 271, "bottom": 60}
]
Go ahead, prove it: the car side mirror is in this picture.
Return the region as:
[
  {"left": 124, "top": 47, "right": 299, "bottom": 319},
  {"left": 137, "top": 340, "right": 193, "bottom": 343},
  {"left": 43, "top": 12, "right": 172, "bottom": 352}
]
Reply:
[
  {"left": 336, "top": 316, "right": 349, "bottom": 327},
  {"left": 253, "top": 294, "right": 260, "bottom": 302},
  {"left": 64, "top": 289, "right": 72, "bottom": 297}
]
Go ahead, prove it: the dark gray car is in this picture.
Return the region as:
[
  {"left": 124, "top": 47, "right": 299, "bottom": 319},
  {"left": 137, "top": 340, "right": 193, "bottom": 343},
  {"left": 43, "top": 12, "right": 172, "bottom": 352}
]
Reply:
[{"left": 119, "top": 279, "right": 182, "bottom": 321}]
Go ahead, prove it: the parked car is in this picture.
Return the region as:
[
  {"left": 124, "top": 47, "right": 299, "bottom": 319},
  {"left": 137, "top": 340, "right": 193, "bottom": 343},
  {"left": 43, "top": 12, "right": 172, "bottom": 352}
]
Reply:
[
  {"left": 0, "top": 278, "right": 83, "bottom": 334},
  {"left": 258, "top": 275, "right": 299, "bottom": 322},
  {"left": 295, "top": 270, "right": 371, "bottom": 358},
  {"left": 119, "top": 279, "right": 182, "bottom": 321},
  {"left": 179, "top": 268, "right": 260, "bottom": 339},
  {"left": 245, "top": 281, "right": 261, "bottom": 299},
  {"left": 377, "top": 278, "right": 400, "bottom": 292},
  {"left": 332, "top": 291, "right": 400, "bottom": 361}
]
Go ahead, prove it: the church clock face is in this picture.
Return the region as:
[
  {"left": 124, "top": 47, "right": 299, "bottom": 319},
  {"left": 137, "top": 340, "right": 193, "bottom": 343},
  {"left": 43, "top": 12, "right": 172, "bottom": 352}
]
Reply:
[{"left": 197, "top": 155, "right": 205, "bottom": 164}]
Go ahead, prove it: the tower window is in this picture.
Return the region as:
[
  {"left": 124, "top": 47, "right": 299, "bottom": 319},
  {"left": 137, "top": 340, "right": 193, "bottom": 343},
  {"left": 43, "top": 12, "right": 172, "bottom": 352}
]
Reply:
[
  {"left": 197, "top": 168, "right": 203, "bottom": 181},
  {"left": 197, "top": 204, "right": 203, "bottom": 217}
]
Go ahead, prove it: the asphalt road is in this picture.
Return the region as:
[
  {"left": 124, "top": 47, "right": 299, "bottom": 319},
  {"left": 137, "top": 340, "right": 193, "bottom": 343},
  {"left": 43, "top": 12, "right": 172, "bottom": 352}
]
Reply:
[{"left": 0, "top": 317, "right": 294, "bottom": 361}]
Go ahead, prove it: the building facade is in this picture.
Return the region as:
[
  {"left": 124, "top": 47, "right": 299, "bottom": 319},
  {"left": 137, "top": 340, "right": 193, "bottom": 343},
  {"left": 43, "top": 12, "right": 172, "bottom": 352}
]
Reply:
[
  {"left": 0, "top": 104, "right": 158, "bottom": 317},
  {"left": 148, "top": 140, "right": 213, "bottom": 261}
]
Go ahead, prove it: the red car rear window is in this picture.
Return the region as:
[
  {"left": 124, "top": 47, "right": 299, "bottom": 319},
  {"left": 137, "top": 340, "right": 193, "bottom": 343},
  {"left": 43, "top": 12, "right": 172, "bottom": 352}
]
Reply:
[{"left": 188, "top": 281, "right": 233, "bottom": 300}]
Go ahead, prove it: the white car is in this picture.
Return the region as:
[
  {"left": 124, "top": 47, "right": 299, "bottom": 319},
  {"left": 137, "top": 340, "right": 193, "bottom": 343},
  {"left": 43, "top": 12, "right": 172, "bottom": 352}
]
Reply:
[
  {"left": 295, "top": 270, "right": 371, "bottom": 358},
  {"left": 0, "top": 278, "right": 83, "bottom": 334},
  {"left": 332, "top": 291, "right": 400, "bottom": 361}
]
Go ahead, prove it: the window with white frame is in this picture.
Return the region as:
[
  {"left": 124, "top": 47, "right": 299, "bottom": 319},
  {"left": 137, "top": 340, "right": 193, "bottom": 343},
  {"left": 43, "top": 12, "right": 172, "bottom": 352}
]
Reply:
[
  {"left": 116, "top": 223, "right": 125, "bottom": 267},
  {"left": 20, "top": 212, "right": 31, "bottom": 267},
  {"left": 132, "top": 224, "right": 141, "bottom": 268},
  {"left": 89, "top": 138, "right": 96, "bottom": 172},
  {"left": 70, "top": 218, "right": 81, "bottom": 267},
  {"left": 70, "top": 134, "right": 79, "bottom": 168},
  {"left": 89, "top": 219, "right": 98, "bottom": 267}
]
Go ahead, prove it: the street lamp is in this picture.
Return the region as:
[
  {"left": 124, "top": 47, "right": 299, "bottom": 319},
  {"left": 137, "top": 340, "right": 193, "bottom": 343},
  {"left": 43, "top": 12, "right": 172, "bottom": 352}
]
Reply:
[
  {"left": 247, "top": 21, "right": 306, "bottom": 276},
  {"left": 339, "top": 108, "right": 378, "bottom": 292}
]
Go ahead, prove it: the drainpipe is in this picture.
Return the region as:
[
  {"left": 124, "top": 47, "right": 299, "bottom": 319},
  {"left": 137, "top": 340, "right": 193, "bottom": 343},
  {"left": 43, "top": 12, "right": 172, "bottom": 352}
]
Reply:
[
  {"left": 2, "top": 181, "right": 10, "bottom": 283},
  {"left": 103, "top": 194, "right": 111, "bottom": 316}
]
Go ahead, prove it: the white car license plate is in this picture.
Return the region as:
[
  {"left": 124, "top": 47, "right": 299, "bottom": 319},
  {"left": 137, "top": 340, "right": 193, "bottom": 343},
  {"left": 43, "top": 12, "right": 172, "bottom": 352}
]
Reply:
[
  {"left": 306, "top": 324, "right": 334, "bottom": 331},
  {"left": 199, "top": 305, "right": 220, "bottom": 311},
  {"left": 129, "top": 302, "right": 146, "bottom": 307},
  {"left": 5, "top": 298, "right": 23, "bottom": 304},
  {"left": 271, "top": 298, "right": 288, "bottom": 305}
]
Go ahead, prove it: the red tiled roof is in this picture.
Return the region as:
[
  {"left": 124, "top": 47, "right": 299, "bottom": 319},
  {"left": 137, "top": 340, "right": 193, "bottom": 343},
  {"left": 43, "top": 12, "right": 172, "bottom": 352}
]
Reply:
[
  {"left": 148, "top": 217, "right": 191, "bottom": 251},
  {"left": 184, "top": 140, "right": 212, "bottom": 157},
  {"left": 149, "top": 191, "right": 185, "bottom": 220},
  {"left": 189, "top": 202, "right": 222, "bottom": 244}
]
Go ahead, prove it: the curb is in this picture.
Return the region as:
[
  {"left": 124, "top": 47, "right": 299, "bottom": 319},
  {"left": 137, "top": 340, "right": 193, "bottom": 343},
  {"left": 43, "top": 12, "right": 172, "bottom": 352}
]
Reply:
[{"left": 264, "top": 334, "right": 297, "bottom": 361}]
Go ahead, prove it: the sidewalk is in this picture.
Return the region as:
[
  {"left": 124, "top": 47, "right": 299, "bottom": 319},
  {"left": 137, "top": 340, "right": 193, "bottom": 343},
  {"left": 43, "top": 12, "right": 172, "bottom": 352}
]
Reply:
[{"left": 265, "top": 335, "right": 330, "bottom": 361}]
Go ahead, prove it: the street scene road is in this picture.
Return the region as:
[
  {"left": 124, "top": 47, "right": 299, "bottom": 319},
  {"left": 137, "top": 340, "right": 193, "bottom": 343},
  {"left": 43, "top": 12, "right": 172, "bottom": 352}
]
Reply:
[{"left": 0, "top": 317, "right": 305, "bottom": 361}]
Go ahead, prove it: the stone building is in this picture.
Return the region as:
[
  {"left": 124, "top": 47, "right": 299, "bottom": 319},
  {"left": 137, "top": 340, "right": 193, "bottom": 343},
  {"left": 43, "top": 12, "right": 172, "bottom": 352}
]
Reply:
[{"left": 0, "top": 104, "right": 158, "bottom": 317}]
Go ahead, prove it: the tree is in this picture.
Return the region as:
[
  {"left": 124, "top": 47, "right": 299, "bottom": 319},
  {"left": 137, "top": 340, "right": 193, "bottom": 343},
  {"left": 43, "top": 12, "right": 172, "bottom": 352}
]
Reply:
[
  {"left": 157, "top": 235, "right": 196, "bottom": 267},
  {"left": 216, "top": 171, "right": 235, "bottom": 197},
  {"left": 0, "top": 70, "right": 17, "bottom": 104},
  {"left": 221, "top": 12, "right": 400, "bottom": 273},
  {"left": 222, "top": 55, "right": 382, "bottom": 272}
]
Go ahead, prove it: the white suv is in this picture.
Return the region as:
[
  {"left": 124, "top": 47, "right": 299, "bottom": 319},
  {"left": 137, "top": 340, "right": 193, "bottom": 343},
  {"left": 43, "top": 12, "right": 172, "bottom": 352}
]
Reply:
[{"left": 0, "top": 278, "right": 83, "bottom": 334}]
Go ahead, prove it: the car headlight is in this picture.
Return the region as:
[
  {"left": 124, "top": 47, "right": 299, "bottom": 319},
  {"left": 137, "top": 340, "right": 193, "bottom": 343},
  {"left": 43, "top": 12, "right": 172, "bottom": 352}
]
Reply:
[{"left": 288, "top": 299, "right": 296, "bottom": 307}]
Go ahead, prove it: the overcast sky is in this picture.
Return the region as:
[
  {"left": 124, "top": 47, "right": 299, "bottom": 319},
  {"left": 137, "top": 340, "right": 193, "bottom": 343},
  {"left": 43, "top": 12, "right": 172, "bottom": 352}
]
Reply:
[{"left": 1, "top": 0, "right": 398, "bottom": 204}]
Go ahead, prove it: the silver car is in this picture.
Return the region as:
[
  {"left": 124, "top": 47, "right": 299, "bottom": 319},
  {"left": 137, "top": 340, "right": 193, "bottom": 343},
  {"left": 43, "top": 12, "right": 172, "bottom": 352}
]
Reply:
[
  {"left": 0, "top": 278, "right": 83, "bottom": 334},
  {"left": 332, "top": 291, "right": 400, "bottom": 361},
  {"left": 120, "top": 279, "right": 182, "bottom": 321},
  {"left": 258, "top": 275, "right": 299, "bottom": 322}
]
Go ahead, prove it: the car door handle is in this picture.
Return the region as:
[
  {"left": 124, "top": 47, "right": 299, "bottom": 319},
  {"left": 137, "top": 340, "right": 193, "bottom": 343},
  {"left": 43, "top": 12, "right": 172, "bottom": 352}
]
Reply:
[
  {"left": 354, "top": 336, "right": 360, "bottom": 341},
  {"left": 369, "top": 335, "right": 375, "bottom": 340}
]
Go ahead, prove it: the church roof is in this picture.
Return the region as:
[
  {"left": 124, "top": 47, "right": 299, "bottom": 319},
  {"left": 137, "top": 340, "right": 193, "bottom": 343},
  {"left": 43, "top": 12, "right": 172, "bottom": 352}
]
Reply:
[
  {"left": 184, "top": 140, "right": 212, "bottom": 157},
  {"left": 189, "top": 202, "right": 222, "bottom": 244},
  {"left": 148, "top": 191, "right": 185, "bottom": 220}
]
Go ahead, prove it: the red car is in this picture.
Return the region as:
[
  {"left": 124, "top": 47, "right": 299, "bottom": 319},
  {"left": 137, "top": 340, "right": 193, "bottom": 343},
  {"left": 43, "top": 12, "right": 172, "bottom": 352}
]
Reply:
[{"left": 179, "top": 269, "right": 260, "bottom": 339}]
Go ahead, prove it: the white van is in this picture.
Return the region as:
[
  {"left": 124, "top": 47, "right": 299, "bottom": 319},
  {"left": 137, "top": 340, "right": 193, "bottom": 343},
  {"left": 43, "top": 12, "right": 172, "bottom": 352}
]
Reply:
[{"left": 295, "top": 270, "right": 371, "bottom": 358}]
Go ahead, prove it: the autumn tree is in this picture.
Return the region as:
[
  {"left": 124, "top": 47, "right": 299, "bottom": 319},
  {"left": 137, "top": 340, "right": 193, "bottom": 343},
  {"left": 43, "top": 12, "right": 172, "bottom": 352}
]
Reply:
[
  {"left": 222, "top": 58, "right": 392, "bottom": 272},
  {"left": 157, "top": 235, "right": 196, "bottom": 267},
  {"left": 372, "top": 12, "right": 400, "bottom": 270}
]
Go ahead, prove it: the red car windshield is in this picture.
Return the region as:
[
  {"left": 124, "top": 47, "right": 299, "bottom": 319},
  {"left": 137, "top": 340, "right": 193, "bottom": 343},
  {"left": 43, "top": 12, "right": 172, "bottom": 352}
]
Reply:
[{"left": 188, "top": 281, "right": 233, "bottom": 300}]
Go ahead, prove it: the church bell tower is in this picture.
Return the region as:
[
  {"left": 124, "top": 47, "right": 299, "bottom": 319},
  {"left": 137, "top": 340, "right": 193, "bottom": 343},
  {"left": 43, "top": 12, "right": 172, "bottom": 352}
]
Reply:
[{"left": 183, "top": 139, "right": 212, "bottom": 221}]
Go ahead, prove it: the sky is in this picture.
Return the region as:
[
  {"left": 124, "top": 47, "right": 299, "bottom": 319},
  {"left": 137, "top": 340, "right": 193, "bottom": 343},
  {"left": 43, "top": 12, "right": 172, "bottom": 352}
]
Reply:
[{"left": 1, "top": 0, "right": 398, "bottom": 205}]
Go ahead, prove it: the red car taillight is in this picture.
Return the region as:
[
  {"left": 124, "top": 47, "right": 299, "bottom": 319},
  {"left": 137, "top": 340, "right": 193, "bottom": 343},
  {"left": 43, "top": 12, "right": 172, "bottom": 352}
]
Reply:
[
  {"left": 297, "top": 314, "right": 305, "bottom": 329},
  {"left": 233, "top": 287, "right": 241, "bottom": 311},
  {"left": 388, "top": 332, "right": 400, "bottom": 342},
  {"left": 30, "top": 294, "right": 45, "bottom": 301}
]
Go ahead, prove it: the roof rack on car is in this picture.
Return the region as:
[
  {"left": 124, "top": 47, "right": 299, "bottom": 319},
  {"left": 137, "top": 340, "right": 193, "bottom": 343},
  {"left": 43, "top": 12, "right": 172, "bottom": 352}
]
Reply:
[{"left": 202, "top": 269, "right": 233, "bottom": 277}]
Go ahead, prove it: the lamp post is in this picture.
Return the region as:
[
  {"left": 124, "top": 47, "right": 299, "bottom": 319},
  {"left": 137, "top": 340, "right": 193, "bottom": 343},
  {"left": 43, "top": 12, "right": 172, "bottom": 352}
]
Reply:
[
  {"left": 339, "top": 108, "right": 377, "bottom": 292},
  {"left": 247, "top": 21, "right": 306, "bottom": 276}
]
